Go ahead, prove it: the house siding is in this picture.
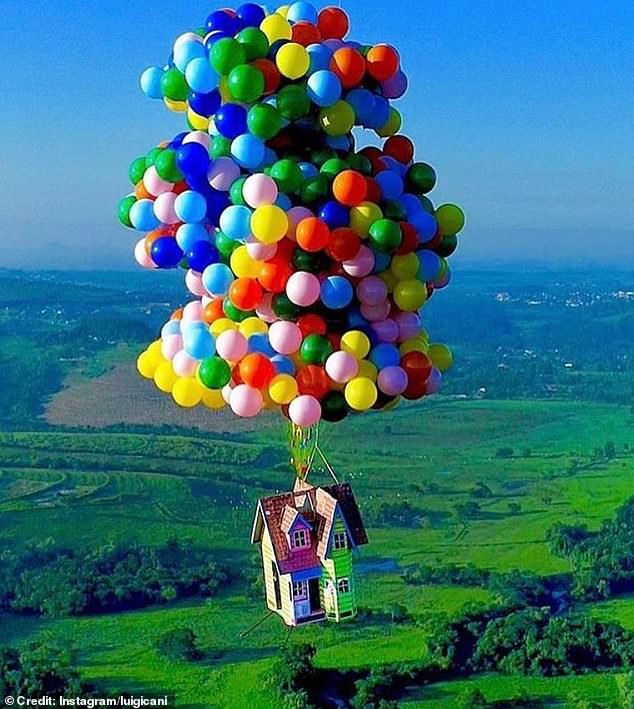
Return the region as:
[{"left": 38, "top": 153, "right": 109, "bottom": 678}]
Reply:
[
  {"left": 262, "top": 528, "right": 295, "bottom": 625},
  {"left": 319, "top": 519, "right": 356, "bottom": 621}
]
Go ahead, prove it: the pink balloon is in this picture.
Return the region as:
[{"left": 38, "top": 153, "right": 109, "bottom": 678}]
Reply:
[
  {"left": 286, "top": 271, "right": 321, "bottom": 307},
  {"left": 208, "top": 157, "right": 240, "bottom": 191},
  {"left": 256, "top": 293, "right": 278, "bottom": 324},
  {"left": 325, "top": 351, "right": 359, "bottom": 383},
  {"left": 216, "top": 330, "right": 248, "bottom": 361},
  {"left": 246, "top": 234, "right": 277, "bottom": 261},
  {"left": 371, "top": 319, "right": 399, "bottom": 343},
  {"left": 153, "top": 192, "right": 179, "bottom": 224},
  {"left": 182, "top": 300, "right": 203, "bottom": 321},
  {"left": 230, "top": 384, "right": 263, "bottom": 417},
  {"left": 357, "top": 276, "right": 388, "bottom": 306},
  {"left": 182, "top": 130, "right": 210, "bottom": 149},
  {"left": 269, "top": 321, "right": 303, "bottom": 355},
  {"left": 242, "top": 174, "right": 278, "bottom": 208},
  {"left": 173, "top": 350, "right": 199, "bottom": 376},
  {"left": 361, "top": 301, "right": 391, "bottom": 322},
  {"left": 287, "top": 206, "right": 313, "bottom": 241},
  {"left": 161, "top": 334, "right": 182, "bottom": 360},
  {"left": 134, "top": 239, "right": 155, "bottom": 269},
  {"left": 143, "top": 166, "right": 173, "bottom": 197},
  {"left": 343, "top": 246, "right": 374, "bottom": 277},
  {"left": 222, "top": 383, "right": 233, "bottom": 404},
  {"left": 289, "top": 395, "right": 322, "bottom": 427},
  {"left": 377, "top": 366, "right": 408, "bottom": 396},
  {"left": 186, "top": 269, "right": 207, "bottom": 296},
  {"left": 395, "top": 312, "right": 421, "bottom": 341}
]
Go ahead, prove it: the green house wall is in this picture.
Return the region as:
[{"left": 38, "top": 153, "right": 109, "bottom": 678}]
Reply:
[{"left": 319, "top": 518, "right": 356, "bottom": 622}]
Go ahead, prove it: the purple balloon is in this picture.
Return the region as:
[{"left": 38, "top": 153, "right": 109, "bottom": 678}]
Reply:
[
  {"left": 378, "top": 366, "right": 408, "bottom": 396},
  {"left": 371, "top": 319, "right": 399, "bottom": 343}
]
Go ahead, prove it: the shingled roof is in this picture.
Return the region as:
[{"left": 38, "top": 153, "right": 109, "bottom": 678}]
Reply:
[{"left": 251, "top": 482, "right": 368, "bottom": 575}]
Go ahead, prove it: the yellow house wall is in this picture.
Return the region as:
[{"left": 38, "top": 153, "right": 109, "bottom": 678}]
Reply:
[{"left": 261, "top": 527, "right": 295, "bottom": 626}]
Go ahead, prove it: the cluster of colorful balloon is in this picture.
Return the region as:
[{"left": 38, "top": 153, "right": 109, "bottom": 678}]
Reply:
[{"left": 121, "top": 2, "right": 465, "bottom": 427}]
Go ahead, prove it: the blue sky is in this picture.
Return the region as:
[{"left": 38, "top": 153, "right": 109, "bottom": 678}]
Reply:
[{"left": 1, "top": 0, "right": 633, "bottom": 269}]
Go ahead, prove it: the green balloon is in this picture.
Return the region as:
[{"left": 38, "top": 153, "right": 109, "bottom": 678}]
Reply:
[
  {"left": 320, "top": 158, "right": 348, "bottom": 181},
  {"left": 194, "top": 27, "right": 206, "bottom": 38},
  {"left": 300, "top": 334, "right": 333, "bottom": 365},
  {"left": 247, "top": 104, "right": 283, "bottom": 140},
  {"left": 223, "top": 300, "right": 254, "bottom": 323},
  {"left": 210, "top": 38, "right": 246, "bottom": 75},
  {"left": 436, "top": 234, "right": 458, "bottom": 258},
  {"left": 369, "top": 219, "right": 402, "bottom": 252},
  {"left": 383, "top": 199, "right": 407, "bottom": 221},
  {"left": 277, "top": 84, "right": 310, "bottom": 120},
  {"left": 230, "top": 176, "right": 248, "bottom": 205},
  {"left": 270, "top": 159, "right": 303, "bottom": 193},
  {"left": 199, "top": 356, "right": 232, "bottom": 389},
  {"left": 215, "top": 231, "right": 240, "bottom": 258},
  {"left": 408, "top": 162, "right": 437, "bottom": 194},
  {"left": 292, "top": 248, "right": 330, "bottom": 273},
  {"left": 228, "top": 64, "right": 265, "bottom": 103},
  {"left": 118, "top": 196, "right": 136, "bottom": 228},
  {"left": 154, "top": 149, "right": 183, "bottom": 183},
  {"left": 236, "top": 27, "right": 269, "bottom": 60},
  {"left": 419, "top": 195, "right": 435, "bottom": 213},
  {"left": 160, "top": 68, "right": 189, "bottom": 101},
  {"left": 321, "top": 391, "right": 348, "bottom": 422},
  {"left": 211, "top": 135, "right": 232, "bottom": 159},
  {"left": 347, "top": 154, "right": 373, "bottom": 175},
  {"left": 311, "top": 148, "right": 338, "bottom": 167},
  {"left": 300, "top": 174, "right": 329, "bottom": 203},
  {"left": 145, "top": 147, "right": 164, "bottom": 168},
  {"left": 129, "top": 157, "right": 147, "bottom": 185},
  {"left": 272, "top": 294, "right": 300, "bottom": 320}
]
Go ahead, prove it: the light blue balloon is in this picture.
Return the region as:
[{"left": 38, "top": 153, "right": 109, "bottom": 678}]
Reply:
[
  {"left": 371, "top": 248, "right": 391, "bottom": 273},
  {"left": 306, "top": 70, "right": 342, "bottom": 107},
  {"left": 176, "top": 223, "right": 209, "bottom": 251},
  {"left": 369, "top": 343, "right": 401, "bottom": 369},
  {"left": 248, "top": 333, "right": 276, "bottom": 356},
  {"left": 180, "top": 320, "right": 208, "bottom": 336},
  {"left": 183, "top": 328, "right": 216, "bottom": 360},
  {"left": 307, "top": 43, "right": 333, "bottom": 73},
  {"left": 185, "top": 57, "right": 218, "bottom": 93},
  {"left": 298, "top": 162, "right": 319, "bottom": 178},
  {"left": 174, "top": 191, "right": 207, "bottom": 223},
  {"left": 161, "top": 320, "right": 181, "bottom": 338},
  {"left": 287, "top": 2, "right": 318, "bottom": 23},
  {"left": 140, "top": 67, "right": 164, "bottom": 99},
  {"left": 320, "top": 276, "right": 353, "bottom": 310},
  {"left": 400, "top": 193, "right": 423, "bottom": 218},
  {"left": 275, "top": 193, "right": 292, "bottom": 210},
  {"left": 410, "top": 211, "right": 438, "bottom": 243},
  {"left": 202, "top": 263, "right": 235, "bottom": 297},
  {"left": 129, "top": 200, "right": 160, "bottom": 231},
  {"left": 417, "top": 250, "right": 442, "bottom": 282},
  {"left": 231, "top": 134, "right": 265, "bottom": 169},
  {"left": 173, "top": 39, "right": 206, "bottom": 72},
  {"left": 376, "top": 171, "right": 404, "bottom": 200},
  {"left": 219, "top": 205, "right": 253, "bottom": 241},
  {"left": 272, "top": 355, "right": 296, "bottom": 376}
]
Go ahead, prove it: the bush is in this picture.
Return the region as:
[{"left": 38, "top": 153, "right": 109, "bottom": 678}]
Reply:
[{"left": 155, "top": 628, "right": 201, "bottom": 661}]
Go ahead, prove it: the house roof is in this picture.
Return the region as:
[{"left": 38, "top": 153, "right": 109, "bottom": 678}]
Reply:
[{"left": 251, "top": 482, "right": 368, "bottom": 575}]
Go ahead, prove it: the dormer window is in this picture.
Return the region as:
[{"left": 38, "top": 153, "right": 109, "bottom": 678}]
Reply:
[
  {"left": 334, "top": 532, "right": 347, "bottom": 550},
  {"left": 292, "top": 528, "right": 309, "bottom": 548}
]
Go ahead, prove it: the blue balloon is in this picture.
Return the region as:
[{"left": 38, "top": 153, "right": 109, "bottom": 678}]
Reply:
[
  {"left": 184, "top": 328, "right": 216, "bottom": 360},
  {"left": 176, "top": 223, "right": 210, "bottom": 251},
  {"left": 371, "top": 248, "right": 391, "bottom": 273},
  {"left": 287, "top": 2, "right": 319, "bottom": 23},
  {"left": 204, "top": 30, "right": 232, "bottom": 51},
  {"left": 399, "top": 192, "right": 423, "bottom": 218},
  {"left": 365, "top": 95, "right": 390, "bottom": 129},
  {"left": 231, "top": 134, "right": 265, "bottom": 169},
  {"left": 298, "top": 162, "right": 319, "bottom": 179},
  {"left": 189, "top": 89, "right": 221, "bottom": 117},
  {"left": 129, "top": 200, "right": 160, "bottom": 231},
  {"left": 168, "top": 132, "right": 189, "bottom": 150},
  {"left": 202, "top": 263, "right": 235, "bottom": 297},
  {"left": 325, "top": 135, "right": 352, "bottom": 151},
  {"left": 215, "top": 103, "right": 248, "bottom": 139},
  {"left": 248, "top": 333, "right": 276, "bottom": 356},
  {"left": 346, "top": 88, "right": 374, "bottom": 123},
  {"left": 261, "top": 147, "right": 278, "bottom": 168},
  {"left": 410, "top": 211, "right": 438, "bottom": 243},
  {"left": 417, "top": 249, "right": 442, "bottom": 282},
  {"left": 206, "top": 191, "right": 231, "bottom": 225},
  {"left": 175, "top": 191, "right": 208, "bottom": 223},
  {"left": 369, "top": 343, "right": 401, "bottom": 369},
  {"left": 346, "top": 307, "right": 370, "bottom": 332},
  {"left": 185, "top": 57, "right": 218, "bottom": 94},
  {"left": 187, "top": 241, "right": 219, "bottom": 272},
  {"left": 321, "top": 276, "right": 354, "bottom": 310},
  {"left": 275, "top": 193, "right": 293, "bottom": 211},
  {"left": 206, "top": 10, "right": 240, "bottom": 34},
  {"left": 236, "top": 3, "right": 266, "bottom": 27},
  {"left": 140, "top": 67, "right": 164, "bottom": 99},
  {"left": 219, "top": 205, "right": 253, "bottom": 240},
  {"left": 176, "top": 142, "right": 210, "bottom": 177},
  {"left": 272, "top": 355, "right": 296, "bottom": 376},
  {"left": 162, "top": 320, "right": 181, "bottom": 338},
  {"left": 173, "top": 40, "right": 206, "bottom": 73},
  {"left": 319, "top": 201, "right": 349, "bottom": 229},
  {"left": 376, "top": 171, "right": 404, "bottom": 200},
  {"left": 307, "top": 70, "right": 342, "bottom": 107},
  {"left": 307, "top": 43, "right": 333, "bottom": 73},
  {"left": 381, "top": 156, "right": 407, "bottom": 177},
  {"left": 151, "top": 237, "right": 183, "bottom": 269}
]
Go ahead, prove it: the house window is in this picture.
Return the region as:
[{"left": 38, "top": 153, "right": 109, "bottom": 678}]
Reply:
[
  {"left": 292, "top": 580, "right": 308, "bottom": 599},
  {"left": 333, "top": 532, "right": 347, "bottom": 550},
  {"left": 292, "top": 528, "right": 308, "bottom": 548},
  {"left": 338, "top": 578, "right": 350, "bottom": 594}
]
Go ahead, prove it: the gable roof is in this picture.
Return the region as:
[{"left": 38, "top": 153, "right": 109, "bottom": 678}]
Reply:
[{"left": 251, "top": 482, "right": 368, "bottom": 574}]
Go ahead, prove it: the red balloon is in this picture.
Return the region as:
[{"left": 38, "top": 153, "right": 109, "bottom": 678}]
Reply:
[
  {"left": 296, "top": 217, "right": 331, "bottom": 252},
  {"left": 364, "top": 177, "right": 382, "bottom": 203},
  {"left": 292, "top": 21, "right": 322, "bottom": 46},
  {"left": 427, "top": 226, "right": 444, "bottom": 250},
  {"left": 327, "top": 227, "right": 361, "bottom": 261},
  {"left": 239, "top": 353, "right": 276, "bottom": 389},
  {"left": 318, "top": 7, "right": 349, "bottom": 39},
  {"left": 396, "top": 222, "right": 419, "bottom": 255},
  {"left": 252, "top": 59, "right": 280, "bottom": 95},
  {"left": 330, "top": 48, "right": 365, "bottom": 89},
  {"left": 332, "top": 170, "right": 367, "bottom": 206},
  {"left": 258, "top": 257, "right": 293, "bottom": 293},
  {"left": 296, "top": 365, "right": 332, "bottom": 399},
  {"left": 365, "top": 44, "right": 400, "bottom": 82},
  {"left": 402, "top": 378, "right": 427, "bottom": 400},
  {"left": 229, "top": 277, "right": 263, "bottom": 311},
  {"left": 401, "top": 351, "right": 433, "bottom": 384},
  {"left": 298, "top": 313, "right": 327, "bottom": 337},
  {"left": 384, "top": 135, "right": 414, "bottom": 164},
  {"left": 276, "top": 238, "right": 296, "bottom": 260}
]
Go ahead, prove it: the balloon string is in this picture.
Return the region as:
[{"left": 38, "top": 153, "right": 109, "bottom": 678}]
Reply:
[{"left": 315, "top": 444, "right": 340, "bottom": 485}]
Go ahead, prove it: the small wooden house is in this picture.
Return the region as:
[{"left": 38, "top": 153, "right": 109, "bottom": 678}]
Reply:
[{"left": 251, "top": 479, "right": 368, "bottom": 626}]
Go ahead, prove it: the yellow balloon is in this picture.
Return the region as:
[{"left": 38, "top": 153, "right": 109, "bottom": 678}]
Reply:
[
  {"left": 251, "top": 205, "right": 289, "bottom": 244},
  {"left": 399, "top": 336, "right": 429, "bottom": 356},
  {"left": 390, "top": 253, "right": 419, "bottom": 280},
  {"left": 345, "top": 377, "right": 378, "bottom": 411},
  {"left": 230, "top": 245, "right": 261, "bottom": 278},
  {"left": 357, "top": 359, "right": 378, "bottom": 382},
  {"left": 340, "top": 330, "right": 371, "bottom": 359},
  {"left": 378, "top": 270, "right": 398, "bottom": 292},
  {"left": 172, "top": 377, "right": 203, "bottom": 408},
  {"left": 435, "top": 203, "right": 466, "bottom": 235},
  {"left": 187, "top": 108, "right": 210, "bottom": 131},
  {"left": 164, "top": 98, "right": 187, "bottom": 113},
  {"left": 201, "top": 388, "right": 226, "bottom": 410},
  {"left": 239, "top": 317, "right": 269, "bottom": 337},
  {"left": 218, "top": 76, "right": 232, "bottom": 103},
  {"left": 276, "top": 4, "right": 289, "bottom": 18},
  {"left": 260, "top": 14, "right": 292, "bottom": 43},
  {"left": 350, "top": 202, "right": 383, "bottom": 238},
  {"left": 269, "top": 374, "right": 299, "bottom": 405},
  {"left": 376, "top": 107, "right": 402, "bottom": 138},
  {"left": 393, "top": 279, "right": 427, "bottom": 311},
  {"left": 319, "top": 101, "right": 355, "bottom": 136},
  {"left": 154, "top": 362, "right": 178, "bottom": 393},
  {"left": 428, "top": 343, "right": 453, "bottom": 372},
  {"left": 137, "top": 350, "right": 158, "bottom": 379},
  {"left": 276, "top": 42, "right": 310, "bottom": 79},
  {"left": 210, "top": 318, "right": 238, "bottom": 337},
  {"left": 147, "top": 340, "right": 163, "bottom": 358}
]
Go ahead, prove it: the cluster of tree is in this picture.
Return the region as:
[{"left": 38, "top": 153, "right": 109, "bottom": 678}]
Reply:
[
  {"left": 363, "top": 501, "right": 426, "bottom": 528},
  {"left": 548, "top": 496, "right": 634, "bottom": 600},
  {"left": 457, "top": 688, "right": 543, "bottom": 709},
  {"left": 0, "top": 539, "right": 229, "bottom": 617},
  {"left": 267, "top": 644, "right": 318, "bottom": 708},
  {"left": 154, "top": 628, "right": 201, "bottom": 661},
  {"left": 426, "top": 607, "right": 634, "bottom": 677}
]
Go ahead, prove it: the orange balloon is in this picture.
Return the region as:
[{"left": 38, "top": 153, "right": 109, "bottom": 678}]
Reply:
[
  {"left": 135, "top": 182, "right": 152, "bottom": 200},
  {"left": 171, "top": 307, "right": 184, "bottom": 320},
  {"left": 332, "top": 170, "right": 367, "bottom": 207},
  {"left": 203, "top": 298, "right": 225, "bottom": 324},
  {"left": 296, "top": 217, "right": 331, "bottom": 253},
  {"left": 239, "top": 353, "right": 276, "bottom": 389},
  {"left": 229, "top": 277, "right": 263, "bottom": 311},
  {"left": 330, "top": 48, "right": 365, "bottom": 88},
  {"left": 258, "top": 257, "right": 293, "bottom": 293}
]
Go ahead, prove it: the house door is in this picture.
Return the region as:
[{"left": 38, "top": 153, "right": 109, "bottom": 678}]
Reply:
[{"left": 308, "top": 578, "right": 322, "bottom": 612}]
